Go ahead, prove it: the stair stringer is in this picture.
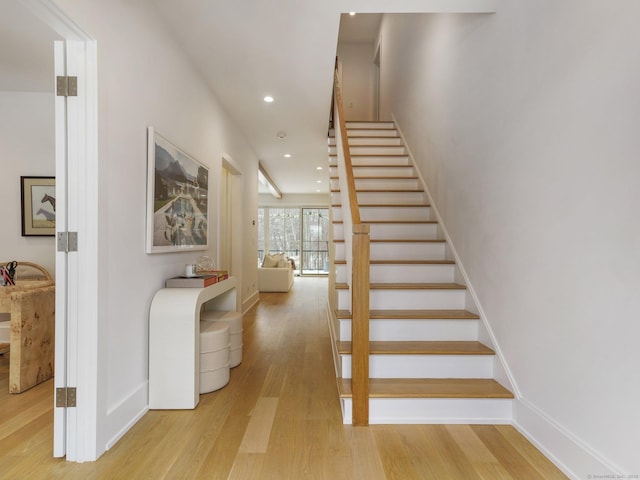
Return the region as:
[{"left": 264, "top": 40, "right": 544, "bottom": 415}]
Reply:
[{"left": 391, "top": 113, "right": 520, "bottom": 400}]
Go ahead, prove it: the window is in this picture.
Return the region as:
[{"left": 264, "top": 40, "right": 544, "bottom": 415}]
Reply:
[{"left": 258, "top": 207, "right": 329, "bottom": 275}]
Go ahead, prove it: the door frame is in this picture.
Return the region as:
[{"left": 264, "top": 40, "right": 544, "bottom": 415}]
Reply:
[
  {"left": 24, "top": 0, "right": 99, "bottom": 462},
  {"left": 219, "top": 153, "right": 243, "bottom": 311}
]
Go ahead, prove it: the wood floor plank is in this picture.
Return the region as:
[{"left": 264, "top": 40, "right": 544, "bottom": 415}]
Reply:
[
  {"left": 495, "top": 425, "right": 568, "bottom": 479},
  {"left": 238, "top": 397, "right": 279, "bottom": 453},
  {"left": 471, "top": 425, "right": 553, "bottom": 479},
  {"left": 373, "top": 425, "right": 424, "bottom": 480},
  {"left": 226, "top": 453, "right": 265, "bottom": 480},
  {"left": 445, "top": 424, "right": 514, "bottom": 479}
]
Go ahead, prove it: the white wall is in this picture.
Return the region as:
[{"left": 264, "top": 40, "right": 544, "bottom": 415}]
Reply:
[
  {"left": 0, "top": 92, "right": 55, "bottom": 275},
  {"left": 379, "top": 3, "right": 640, "bottom": 477},
  {"left": 336, "top": 43, "right": 377, "bottom": 121},
  {"left": 55, "top": 0, "right": 259, "bottom": 457}
]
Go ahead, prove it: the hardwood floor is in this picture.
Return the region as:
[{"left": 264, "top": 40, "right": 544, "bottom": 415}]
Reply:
[{"left": 0, "top": 277, "right": 567, "bottom": 479}]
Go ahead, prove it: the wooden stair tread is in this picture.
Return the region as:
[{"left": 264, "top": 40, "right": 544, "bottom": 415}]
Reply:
[
  {"left": 331, "top": 203, "right": 430, "bottom": 208},
  {"left": 334, "top": 260, "right": 454, "bottom": 266},
  {"left": 335, "top": 282, "right": 466, "bottom": 290},
  {"left": 331, "top": 188, "right": 424, "bottom": 193},
  {"left": 329, "top": 154, "right": 409, "bottom": 157},
  {"left": 338, "top": 340, "right": 494, "bottom": 356},
  {"left": 335, "top": 309, "right": 480, "bottom": 320},
  {"left": 330, "top": 176, "right": 417, "bottom": 180},
  {"left": 338, "top": 378, "right": 514, "bottom": 399},
  {"left": 329, "top": 136, "right": 402, "bottom": 140},
  {"left": 330, "top": 164, "right": 414, "bottom": 168},
  {"left": 332, "top": 220, "right": 436, "bottom": 224},
  {"left": 333, "top": 239, "right": 444, "bottom": 243},
  {"left": 0, "top": 342, "right": 10, "bottom": 355},
  {"left": 370, "top": 239, "right": 445, "bottom": 243}
]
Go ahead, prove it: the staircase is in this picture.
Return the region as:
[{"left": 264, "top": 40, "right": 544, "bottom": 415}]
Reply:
[{"left": 328, "top": 121, "right": 514, "bottom": 424}]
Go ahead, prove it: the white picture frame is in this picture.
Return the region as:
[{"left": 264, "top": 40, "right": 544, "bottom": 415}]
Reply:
[{"left": 146, "top": 127, "right": 209, "bottom": 254}]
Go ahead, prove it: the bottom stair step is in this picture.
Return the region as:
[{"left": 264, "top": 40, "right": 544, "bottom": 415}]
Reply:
[{"left": 338, "top": 378, "right": 514, "bottom": 399}]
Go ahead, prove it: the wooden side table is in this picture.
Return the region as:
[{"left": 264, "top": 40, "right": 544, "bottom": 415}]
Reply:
[
  {"left": 0, "top": 280, "right": 55, "bottom": 393},
  {"left": 148, "top": 277, "right": 237, "bottom": 409}
]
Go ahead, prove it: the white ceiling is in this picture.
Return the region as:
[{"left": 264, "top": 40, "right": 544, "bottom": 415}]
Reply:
[{"left": 2, "top": 0, "right": 497, "bottom": 195}]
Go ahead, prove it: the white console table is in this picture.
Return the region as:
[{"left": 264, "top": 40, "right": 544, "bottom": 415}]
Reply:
[{"left": 149, "top": 277, "right": 237, "bottom": 409}]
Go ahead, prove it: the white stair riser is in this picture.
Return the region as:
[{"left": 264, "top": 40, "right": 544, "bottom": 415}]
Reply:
[
  {"left": 329, "top": 137, "right": 403, "bottom": 146},
  {"left": 333, "top": 223, "right": 439, "bottom": 241},
  {"left": 329, "top": 155, "right": 411, "bottom": 166},
  {"left": 330, "top": 166, "right": 416, "bottom": 178},
  {"left": 329, "top": 145, "right": 407, "bottom": 155},
  {"left": 339, "top": 318, "right": 479, "bottom": 342},
  {"left": 346, "top": 121, "right": 395, "bottom": 129},
  {"left": 341, "top": 354, "right": 493, "bottom": 379},
  {"left": 336, "top": 263, "right": 455, "bottom": 284},
  {"left": 332, "top": 206, "right": 431, "bottom": 222},
  {"left": 348, "top": 129, "right": 398, "bottom": 137},
  {"left": 334, "top": 241, "right": 447, "bottom": 261},
  {"left": 341, "top": 398, "right": 513, "bottom": 425},
  {"left": 372, "top": 241, "right": 446, "bottom": 260},
  {"left": 332, "top": 191, "right": 427, "bottom": 205},
  {"left": 330, "top": 178, "right": 420, "bottom": 191},
  {"left": 337, "top": 288, "right": 466, "bottom": 310}
]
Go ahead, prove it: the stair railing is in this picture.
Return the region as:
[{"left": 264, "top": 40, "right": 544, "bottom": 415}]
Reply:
[{"left": 333, "top": 70, "right": 370, "bottom": 426}]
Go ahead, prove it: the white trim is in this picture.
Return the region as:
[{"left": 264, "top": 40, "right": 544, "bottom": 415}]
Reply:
[
  {"left": 21, "top": 0, "right": 93, "bottom": 40},
  {"left": 514, "top": 398, "right": 624, "bottom": 479},
  {"left": 105, "top": 382, "right": 149, "bottom": 451},
  {"left": 391, "top": 113, "right": 520, "bottom": 397},
  {"left": 241, "top": 291, "right": 259, "bottom": 315},
  {"left": 219, "top": 153, "right": 244, "bottom": 311}
]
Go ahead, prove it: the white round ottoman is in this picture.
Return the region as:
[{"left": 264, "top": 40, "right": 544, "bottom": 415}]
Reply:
[
  {"left": 201, "top": 310, "right": 243, "bottom": 367},
  {"left": 199, "top": 320, "right": 230, "bottom": 394}
]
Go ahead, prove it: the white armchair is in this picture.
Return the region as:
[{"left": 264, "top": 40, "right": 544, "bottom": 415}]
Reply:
[{"left": 258, "top": 253, "right": 294, "bottom": 292}]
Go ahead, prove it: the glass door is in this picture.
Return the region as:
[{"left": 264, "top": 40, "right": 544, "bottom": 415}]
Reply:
[{"left": 301, "top": 208, "right": 329, "bottom": 275}]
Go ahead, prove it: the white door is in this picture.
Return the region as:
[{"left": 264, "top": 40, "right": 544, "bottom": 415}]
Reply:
[
  {"left": 52, "top": 37, "right": 99, "bottom": 462},
  {"left": 26, "top": 0, "right": 99, "bottom": 462}
]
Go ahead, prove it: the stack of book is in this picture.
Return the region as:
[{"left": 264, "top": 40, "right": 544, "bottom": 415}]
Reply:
[
  {"left": 197, "top": 270, "right": 229, "bottom": 281},
  {"left": 165, "top": 271, "right": 229, "bottom": 288}
]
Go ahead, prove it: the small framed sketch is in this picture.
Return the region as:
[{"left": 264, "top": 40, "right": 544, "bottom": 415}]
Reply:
[
  {"left": 21, "top": 176, "right": 56, "bottom": 236},
  {"left": 146, "top": 127, "right": 209, "bottom": 253}
]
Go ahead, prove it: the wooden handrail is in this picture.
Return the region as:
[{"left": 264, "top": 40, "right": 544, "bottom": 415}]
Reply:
[
  {"left": 334, "top": 71, "right": 361, "bottom": 225},
  {"left": 332, "top": 69, "right": 370, "bottom": 426}
]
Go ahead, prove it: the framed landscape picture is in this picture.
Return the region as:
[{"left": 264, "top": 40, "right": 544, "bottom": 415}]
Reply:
[
  {"left": 21, "top": 176, "right": 56, "bottom": 236},
  {"left": 146, "top": 127, "right": 209, "bottom": 254}
]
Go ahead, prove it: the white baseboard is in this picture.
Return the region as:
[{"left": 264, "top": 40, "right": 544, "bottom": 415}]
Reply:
[
  {"left": 242, "top": 290, "right": 259, "bottom": 315},
  {"left": 105, "top": 381, "right": 149, "bottom": 451},
  {"left": 514, "top": 399, "right": 623, "bottom": 480}
]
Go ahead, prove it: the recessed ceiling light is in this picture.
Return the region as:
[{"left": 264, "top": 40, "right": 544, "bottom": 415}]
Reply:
[
  {"left": 316, "top": 166, "right": 323, "bottom": 171},
  {"left": 349, "top": 12, "right": 356, "bottom": 16},
  {"left": 276, "top": 131, "right": 287, "bottom": 139},
  {"left": 264, "top": 95, "right": 274, "bottom": 103},
  {"left": 316, "top": 180, "right": 322, "bottom": 184},
  {"left": 284, "top": 154, "right": 291, "bottom": 158},
  {"left": 316, "top": 189, "right": 321, "bottom": 192}
]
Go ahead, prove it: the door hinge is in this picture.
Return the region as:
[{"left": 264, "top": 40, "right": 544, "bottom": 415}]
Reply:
[
  {"left": 57, "top": 232, "right": 78, "bottom": 252},
  {"left": 56, "top": 387, "right": 77, "bottom": 408},
  {"left": 56, "top": 76, "right": 78, "bottom": 97}
]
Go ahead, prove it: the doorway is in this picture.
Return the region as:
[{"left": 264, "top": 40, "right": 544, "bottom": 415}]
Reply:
[
  {"left": 220, "top": 154, "right": 243, "bottom": 309},
  {"left": 373, "top": 41, "right": 381, "bottom": 121}
]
